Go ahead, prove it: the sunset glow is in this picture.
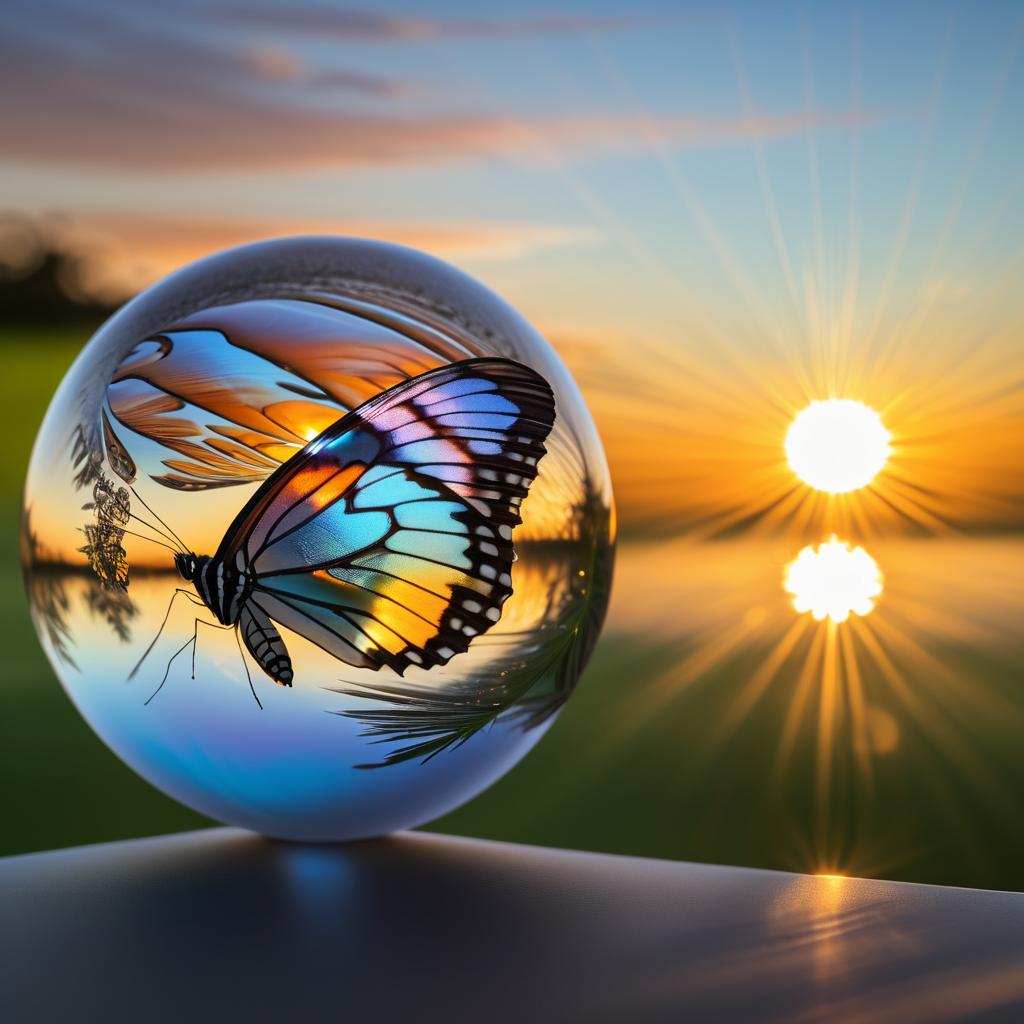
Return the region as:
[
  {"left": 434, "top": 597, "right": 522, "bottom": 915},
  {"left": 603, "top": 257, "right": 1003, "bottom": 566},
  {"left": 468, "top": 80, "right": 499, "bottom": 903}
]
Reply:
[{"left": 9, "top": 0, "right": 1024, "bottom": 895}]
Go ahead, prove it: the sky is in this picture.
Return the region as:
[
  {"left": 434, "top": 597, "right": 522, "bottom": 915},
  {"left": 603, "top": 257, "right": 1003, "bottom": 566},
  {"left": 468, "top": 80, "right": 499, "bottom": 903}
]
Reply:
[{"left": 3, "top": 0, "right": 1022, "bottom": 536}]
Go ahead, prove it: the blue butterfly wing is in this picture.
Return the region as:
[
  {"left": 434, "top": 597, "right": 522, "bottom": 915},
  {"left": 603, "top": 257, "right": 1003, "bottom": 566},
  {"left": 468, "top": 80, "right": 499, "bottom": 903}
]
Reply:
[{"left": 215, "top": 358, "right": 556, "bottom": 673}]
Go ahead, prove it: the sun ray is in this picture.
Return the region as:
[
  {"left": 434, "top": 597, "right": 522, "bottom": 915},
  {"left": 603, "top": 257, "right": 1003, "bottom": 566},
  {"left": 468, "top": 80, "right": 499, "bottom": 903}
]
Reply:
[
  {"left": 838, "top": 623, "right": 873, "bottom": 790},
  {"left": 858, "top": 16, "right": 955, "bottom": 366},
  {"left": 852, "top": 619, "right": 1016, "bottom": 817},
  {"left": 775, "top": 621, "right": 829, "bottom": 779},
  {"left": 725, "top": 21, "right": 805, "bottom": 330},
  {"left": 834, "top": 9, "right": 864, "bottom": 400},
  {"left": 717, "top": 616, "right": 811, "bottom": 736},
  {"left": 800, "top": 17, "right": 830, "bottom": 377}
]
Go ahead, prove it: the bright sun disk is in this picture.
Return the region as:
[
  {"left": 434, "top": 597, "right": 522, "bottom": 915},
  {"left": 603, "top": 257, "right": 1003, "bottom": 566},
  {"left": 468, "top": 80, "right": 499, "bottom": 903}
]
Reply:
[{"left": 785, "top": 399, "right": 891, "bottom": 493}]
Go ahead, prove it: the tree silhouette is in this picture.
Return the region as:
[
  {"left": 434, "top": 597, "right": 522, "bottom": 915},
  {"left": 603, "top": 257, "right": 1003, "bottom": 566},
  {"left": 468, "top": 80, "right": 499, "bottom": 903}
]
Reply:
[{"left": 0, "top": 214, "right": 116, "bottom": 329}]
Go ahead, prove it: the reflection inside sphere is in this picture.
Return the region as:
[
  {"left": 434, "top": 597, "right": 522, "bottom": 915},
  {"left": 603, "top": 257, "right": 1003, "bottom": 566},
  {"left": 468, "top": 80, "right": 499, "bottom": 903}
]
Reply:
[{"left": 23, "top": 244, "right": 613, "bottom": 840}]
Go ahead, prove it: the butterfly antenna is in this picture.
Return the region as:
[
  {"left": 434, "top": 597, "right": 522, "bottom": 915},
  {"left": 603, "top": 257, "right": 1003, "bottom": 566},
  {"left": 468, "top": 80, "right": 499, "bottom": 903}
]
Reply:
[
  {"left": 126, "top": 510, "right": 184, "bottom": 553},
  {"left": 113, "top": 527, "right": 182, "bottom": 555},
  {"left": 130, "top": 485, "right": 189, "bottom": 552}
]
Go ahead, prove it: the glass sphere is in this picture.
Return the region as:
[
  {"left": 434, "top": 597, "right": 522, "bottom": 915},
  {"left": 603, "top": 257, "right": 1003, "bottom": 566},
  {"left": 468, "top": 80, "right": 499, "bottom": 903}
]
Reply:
[{"left": 22, "top": 237, "right": 614, "bottom": 841}]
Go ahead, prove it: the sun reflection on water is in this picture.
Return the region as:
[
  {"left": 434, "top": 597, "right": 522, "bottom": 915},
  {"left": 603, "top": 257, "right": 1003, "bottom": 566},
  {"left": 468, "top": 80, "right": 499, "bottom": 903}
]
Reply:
[
  {"left": 598, "top": 533, "right": 1023, "bottom": 882},
  {"left": 784, "top": 536, "right": 883, "bottom": 624}
]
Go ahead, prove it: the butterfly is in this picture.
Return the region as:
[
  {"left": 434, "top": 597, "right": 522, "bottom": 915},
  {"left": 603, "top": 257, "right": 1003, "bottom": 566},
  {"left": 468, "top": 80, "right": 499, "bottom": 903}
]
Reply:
[{"left": 131, "top": 358, "right": 556, "bottom": 705}]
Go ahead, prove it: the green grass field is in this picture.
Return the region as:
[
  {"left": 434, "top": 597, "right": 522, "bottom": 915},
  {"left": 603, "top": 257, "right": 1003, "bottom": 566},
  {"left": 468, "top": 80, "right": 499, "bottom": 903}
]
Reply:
[{"left": 5, "top": 329, "right": 1024, "bottom": 891}]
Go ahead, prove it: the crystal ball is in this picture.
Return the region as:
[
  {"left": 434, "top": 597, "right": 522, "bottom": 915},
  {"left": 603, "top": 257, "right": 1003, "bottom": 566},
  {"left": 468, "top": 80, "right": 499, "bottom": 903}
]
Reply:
[{"left": 21, "top": 237, "right": 614, "bottom": 841}]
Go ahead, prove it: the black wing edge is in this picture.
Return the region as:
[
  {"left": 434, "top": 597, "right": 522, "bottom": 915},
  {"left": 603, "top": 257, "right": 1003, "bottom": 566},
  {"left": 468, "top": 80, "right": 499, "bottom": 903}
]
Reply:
[{"left": 390, "top": 359, "right": 557, "bottom": 672}]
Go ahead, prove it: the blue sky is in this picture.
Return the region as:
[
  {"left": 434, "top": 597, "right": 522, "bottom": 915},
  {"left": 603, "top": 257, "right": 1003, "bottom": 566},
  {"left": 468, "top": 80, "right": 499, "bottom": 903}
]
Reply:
[{"left": 3, "top": 0, "right": 1022, "bottom": 530}]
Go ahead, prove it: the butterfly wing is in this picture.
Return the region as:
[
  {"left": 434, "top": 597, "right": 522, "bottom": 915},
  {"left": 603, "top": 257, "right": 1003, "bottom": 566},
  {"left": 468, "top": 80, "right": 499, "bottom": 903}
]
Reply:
[{"left": 216, "top": 358, "right": 556, "bottom": 674}]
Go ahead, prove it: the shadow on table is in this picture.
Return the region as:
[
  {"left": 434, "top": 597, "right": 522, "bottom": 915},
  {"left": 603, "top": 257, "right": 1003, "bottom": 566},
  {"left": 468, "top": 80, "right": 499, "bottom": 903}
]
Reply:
[{"left": 2, "top": 829, "right": 1024, "bottom": 1022}]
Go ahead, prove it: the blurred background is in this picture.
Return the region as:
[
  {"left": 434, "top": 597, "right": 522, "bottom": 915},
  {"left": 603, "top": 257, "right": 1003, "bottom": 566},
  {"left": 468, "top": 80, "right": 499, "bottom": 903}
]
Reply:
[{"left": 3, "top": 0, "right": 1022, "bottom": 889}]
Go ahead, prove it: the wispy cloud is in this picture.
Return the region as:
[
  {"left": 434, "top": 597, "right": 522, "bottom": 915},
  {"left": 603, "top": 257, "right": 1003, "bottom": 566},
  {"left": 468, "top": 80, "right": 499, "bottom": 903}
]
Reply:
[
  {"left": 3, "top": 100, "right": 880, "bottom": 174},
  {"left": 212, "top": 5, "right": 655, "bottom": 40},
  {"left": 0, "top": 2, "right": 880, "bottom": 174}
]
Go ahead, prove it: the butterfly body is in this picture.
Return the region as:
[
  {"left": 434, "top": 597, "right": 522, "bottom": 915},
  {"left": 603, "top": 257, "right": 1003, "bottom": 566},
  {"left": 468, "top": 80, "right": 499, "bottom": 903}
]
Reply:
[
  {"left": 157, "top": 358, "right": 556, "bottom": 695},
  {"left": 174, "top": 552, "right": 248, "bottom": 626}
]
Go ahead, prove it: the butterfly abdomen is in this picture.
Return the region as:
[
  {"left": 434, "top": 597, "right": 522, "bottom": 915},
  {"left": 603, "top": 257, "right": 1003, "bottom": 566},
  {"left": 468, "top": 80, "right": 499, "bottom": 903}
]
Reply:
[
  {"left": 190, "top": 555, "right": 252, "bottom": 626},
  {"left": 239, "top": 603, "right": 293, "bottom": 687}
]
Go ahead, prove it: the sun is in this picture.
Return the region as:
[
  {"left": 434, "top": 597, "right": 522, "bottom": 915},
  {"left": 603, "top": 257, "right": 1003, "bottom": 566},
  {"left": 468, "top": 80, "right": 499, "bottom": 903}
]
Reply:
[
  {"left": 785, "top": 399, "right": 891, "bottom": 493},
  {"left": 784, "top": 536, "right": 883, "bottom": 624}
]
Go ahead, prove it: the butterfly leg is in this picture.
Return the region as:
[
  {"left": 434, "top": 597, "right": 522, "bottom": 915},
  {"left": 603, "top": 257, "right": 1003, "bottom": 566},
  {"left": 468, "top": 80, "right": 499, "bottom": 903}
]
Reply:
[
  {"left": 128, "top": 587, "right": 204, "bottom": 681},
  {"left": 144, "top": 634, "right": 195, "bottom": 705},
  {"left": 190, "top": 619, "right": 267, "bottom": 712},
  {"left": 145, "top": 615, "right": 229, "bottom": 705},
  {"left": 233, "top": 627, "right": 263, "bottom": 711},
  {"left": 190, "top": 617, "right": 235, "bottom": 679}
]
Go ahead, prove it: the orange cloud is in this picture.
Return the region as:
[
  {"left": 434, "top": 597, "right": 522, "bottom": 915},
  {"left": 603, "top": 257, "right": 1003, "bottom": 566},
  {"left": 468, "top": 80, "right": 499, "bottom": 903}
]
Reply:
[
  {"left": 4, "top": 97, "right": 881, "bottom": 174},
  {"left": 45, "top": 212, "right": 600, "bottom": 301}
]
